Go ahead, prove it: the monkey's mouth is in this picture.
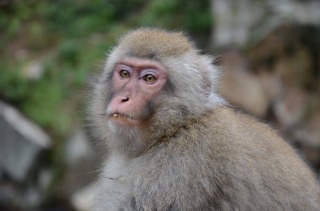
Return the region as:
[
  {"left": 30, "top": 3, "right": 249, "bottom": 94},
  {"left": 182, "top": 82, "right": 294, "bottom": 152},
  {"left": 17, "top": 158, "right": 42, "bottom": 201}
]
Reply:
[{"left": 110, "top": 112, "right": 137, "bottom": 121}]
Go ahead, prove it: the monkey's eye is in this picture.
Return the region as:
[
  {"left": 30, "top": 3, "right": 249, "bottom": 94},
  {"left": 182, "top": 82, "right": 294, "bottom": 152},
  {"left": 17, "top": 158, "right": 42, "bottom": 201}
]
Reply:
[
  {"left": 142, "top": 74, "right": 157, "bottom": 83},
  {"left": 119, "top": 69, "right": 131, "bottom": 78}
]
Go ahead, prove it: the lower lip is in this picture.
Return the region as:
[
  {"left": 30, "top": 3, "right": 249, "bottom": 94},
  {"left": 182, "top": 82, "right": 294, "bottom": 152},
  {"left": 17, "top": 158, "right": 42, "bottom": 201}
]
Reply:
[{"left": 110, "top": 115, "right": 137, "bottom": 126}]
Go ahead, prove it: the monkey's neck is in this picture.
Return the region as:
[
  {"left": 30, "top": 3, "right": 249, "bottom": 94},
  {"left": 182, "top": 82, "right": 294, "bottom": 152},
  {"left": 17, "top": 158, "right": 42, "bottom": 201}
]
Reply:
[
  {"left": 141, "top": 112, "right": 209, "bottom": 154},
  {"left": 110, "top": 109, "right": 217, "bottom": 158}
]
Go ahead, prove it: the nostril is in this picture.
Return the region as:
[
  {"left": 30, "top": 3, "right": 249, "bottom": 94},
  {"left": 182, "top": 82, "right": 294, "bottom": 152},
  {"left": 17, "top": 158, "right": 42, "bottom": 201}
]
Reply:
[{"left": 121, "top": 97, "right": 129, "bottom": 103}]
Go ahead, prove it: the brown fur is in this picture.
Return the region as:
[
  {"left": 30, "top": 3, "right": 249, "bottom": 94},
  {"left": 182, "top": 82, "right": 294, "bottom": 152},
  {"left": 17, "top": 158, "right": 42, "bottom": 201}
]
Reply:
[
  {"left": 90, "top": 28, "right": 320, "bottom": 211},
  {"left": 119, "top": 28, "right": 193, "bottom": 59}
]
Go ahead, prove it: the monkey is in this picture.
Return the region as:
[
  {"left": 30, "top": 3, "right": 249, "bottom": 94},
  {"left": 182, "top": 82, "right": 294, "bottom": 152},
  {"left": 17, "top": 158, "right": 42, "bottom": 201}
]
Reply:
[{"left": 89, "top": 28, "right": 320, "bottom": 211}]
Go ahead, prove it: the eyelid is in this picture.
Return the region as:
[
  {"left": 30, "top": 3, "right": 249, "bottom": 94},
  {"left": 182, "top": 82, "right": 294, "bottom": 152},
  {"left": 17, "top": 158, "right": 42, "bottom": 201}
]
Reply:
[
  {"left": 140, "top": 69, "right": 158, "bottom": 77},
  {"left": 116, "top": 64, "right": 132, "bottom": 72}
]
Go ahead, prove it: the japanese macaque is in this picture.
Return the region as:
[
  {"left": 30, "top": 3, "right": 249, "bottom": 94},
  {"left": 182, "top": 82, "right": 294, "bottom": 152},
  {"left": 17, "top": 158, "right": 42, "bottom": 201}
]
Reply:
[{"left": 89, "top": 28, "right": 320, "bottom": 210}]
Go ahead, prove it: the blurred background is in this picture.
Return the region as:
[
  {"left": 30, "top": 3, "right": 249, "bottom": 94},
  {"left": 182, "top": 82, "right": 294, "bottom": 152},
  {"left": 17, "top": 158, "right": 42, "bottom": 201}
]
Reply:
[{"left": 0, "top": 0, "right": 319, "bottom": 210}]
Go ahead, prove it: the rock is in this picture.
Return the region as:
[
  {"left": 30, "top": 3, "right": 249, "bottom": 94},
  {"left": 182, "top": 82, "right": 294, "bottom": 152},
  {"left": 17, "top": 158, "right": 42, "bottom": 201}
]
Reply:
[
  {"left": 65, "top": 128, "right": 93, "bottom": 167},
  {"left": 273, "top": 47, "right": 313, "bottom": 88},
  {"left": 211, "top": 0, "right": 265, "bottom": 47},
  {"left": 293, "top": 110, "right": 320, "bottom": 167},
  {"left": 218, "top": 53, "right": 269, "bottom": 117},
  {"left": 0, "top": 101, "right": 53, "bottom": 208},
  {"left": 258, "top": 71, "right": 283, "bottom": 102},
  {"left": 211, "top": 0, "right": 320, "bottom": 48},
  {"left": 294, "top": 110, "right": 320, "bottom": 148},
  {"left": 0, "top": 101, "right": 51, "bottom": 182},
  {"left": 273, "top": 87, "right": 307, "bottom": 128},
  {"left": 21, "top": 60, "right": 44, "bottom": 80},
  {"left": 248, "top": 23, "right": 315, "bottom": 89},
  {"left": 71, "top": 184, "right": 96, "bottom": 211},
  {"left": 60, "top": 127, "right": 97, "bottom": 198}
]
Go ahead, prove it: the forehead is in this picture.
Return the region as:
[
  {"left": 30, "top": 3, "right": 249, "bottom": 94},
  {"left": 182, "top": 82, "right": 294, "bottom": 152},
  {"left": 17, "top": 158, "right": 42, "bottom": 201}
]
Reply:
[
  {"left": 117, "top": 29, "right": 194, "bottom": 59},
  {"left": 116, "top": 57, "right": 166, "bottom": 70}
]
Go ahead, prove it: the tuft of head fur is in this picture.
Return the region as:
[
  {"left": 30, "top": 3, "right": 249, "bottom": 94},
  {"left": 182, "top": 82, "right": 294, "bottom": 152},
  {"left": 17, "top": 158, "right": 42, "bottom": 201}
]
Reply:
[{"left": 118, "top": 28, "right": 194, "bottom": 59}]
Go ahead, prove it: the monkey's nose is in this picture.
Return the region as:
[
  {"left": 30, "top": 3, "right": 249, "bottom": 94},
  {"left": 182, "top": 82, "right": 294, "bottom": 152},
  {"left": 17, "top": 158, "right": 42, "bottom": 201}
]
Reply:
[{"left": 121, "top": 97, "right": 129, "bottom": 103}]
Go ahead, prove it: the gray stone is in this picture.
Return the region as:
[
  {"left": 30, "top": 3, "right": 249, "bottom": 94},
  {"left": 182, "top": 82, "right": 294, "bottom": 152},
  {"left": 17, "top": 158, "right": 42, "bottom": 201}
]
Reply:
[
  {"left": 218, "top": 53, "right": 269, "bottom": 117},
  {"left": 60, "top": 127, "right": 98, "bottom": 196},
  {"left": 21, "top": 60, "right": 44, "bottom": 80},
  {"left": 211, "top": 0, "right": 320, "bottom": 48},
  {"left": 65, "top": 128, "right": 93, "bottom": 167},
  {"left": 273, "top": 87, "right": 307, "bottom": 128},
  {"left": 71, "top": 184, "right": 96, "bottom": 211},
  {"left": 294, "top": 111, "right": 320, "bottom": 148},
  {"left": 0, "top": 101, "right": 51, "bottom": 182}
]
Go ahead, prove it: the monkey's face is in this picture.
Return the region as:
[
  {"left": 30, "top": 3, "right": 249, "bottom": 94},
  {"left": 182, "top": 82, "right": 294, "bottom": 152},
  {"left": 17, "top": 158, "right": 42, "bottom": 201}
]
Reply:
[
  {"left": 90, "top": 28, "right": 225, "bottom": 155},
  {"left": 106, "top": 57, "right": 168, "bottom": 129}
]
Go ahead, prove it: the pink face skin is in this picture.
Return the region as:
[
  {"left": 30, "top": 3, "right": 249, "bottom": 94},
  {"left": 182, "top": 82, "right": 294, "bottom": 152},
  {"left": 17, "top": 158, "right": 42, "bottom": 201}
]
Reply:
[{"left": 107, "top": 57, "right": 168, "bottom": 127}]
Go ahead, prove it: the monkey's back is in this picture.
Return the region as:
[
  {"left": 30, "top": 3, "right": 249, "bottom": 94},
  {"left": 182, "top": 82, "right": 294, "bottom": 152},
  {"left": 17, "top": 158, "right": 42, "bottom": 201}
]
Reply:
[
  {"left": 128, "top": 106, "right": 320, "bottom": 211},
  {"left": 202, "top": 106, "right": 320, "bottom": 210}
]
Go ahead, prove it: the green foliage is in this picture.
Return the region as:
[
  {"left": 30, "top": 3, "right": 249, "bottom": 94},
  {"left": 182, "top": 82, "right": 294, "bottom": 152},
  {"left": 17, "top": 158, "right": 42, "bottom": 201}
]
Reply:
[
  {"left": 130, "top": 0, "right": 211, "bottom": 48},
  {"left": 0, "top": 1, "right": 212, "bottom": 204},
  {"left": 0, "top": 0, "right": 211, "bottom": 138},
  {"left": 0, "top": 63, "right": 29, "bottom": 101},
  {"left": 21, "top": 79, "right": 70, "bottom": 135}
]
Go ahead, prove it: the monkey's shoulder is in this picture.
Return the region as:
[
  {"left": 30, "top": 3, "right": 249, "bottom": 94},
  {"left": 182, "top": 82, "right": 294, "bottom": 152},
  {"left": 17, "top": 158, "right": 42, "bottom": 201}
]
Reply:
[
  {"left": 157, "top": 106, "right": 310, "bottom": 173},
  {"left": 204, "top": 106, "right": 285, "bottom": 145},
  {"left": 166, "top": 106, "right": 281, "bottom": 147}
]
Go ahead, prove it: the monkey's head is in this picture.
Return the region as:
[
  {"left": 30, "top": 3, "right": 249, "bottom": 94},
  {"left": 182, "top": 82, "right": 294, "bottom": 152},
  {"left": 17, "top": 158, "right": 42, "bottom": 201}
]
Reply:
[{"left": 90, "top": 28, "right": 225, "bottom": 156}]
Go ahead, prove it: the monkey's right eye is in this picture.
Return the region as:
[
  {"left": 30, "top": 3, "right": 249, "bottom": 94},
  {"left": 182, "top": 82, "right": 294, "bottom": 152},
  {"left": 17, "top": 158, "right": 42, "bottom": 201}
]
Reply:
[{"left": 119, "top": 69, "right": 131, "bottom": 78}]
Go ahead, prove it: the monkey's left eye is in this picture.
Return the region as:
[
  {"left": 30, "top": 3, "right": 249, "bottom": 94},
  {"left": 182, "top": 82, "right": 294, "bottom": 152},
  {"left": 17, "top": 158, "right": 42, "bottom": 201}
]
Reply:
[
  {"left": 119, "top": 69, "right": 131, "bottom": 78},
  {"left": 142, "top": 74, "right": 157, "bottom": 83}
]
